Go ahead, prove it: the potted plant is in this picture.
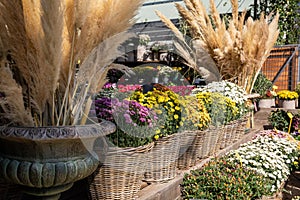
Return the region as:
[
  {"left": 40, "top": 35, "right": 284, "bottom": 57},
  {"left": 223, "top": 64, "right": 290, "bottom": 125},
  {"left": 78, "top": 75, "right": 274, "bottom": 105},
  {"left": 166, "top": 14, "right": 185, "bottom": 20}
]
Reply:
[
  {"left": 194, "top": 91, "right": 241, "bottom": 154},
  {"left": 267, "top": 109, "right": 290, "bottom": 131},
  {"left": 130, "top": 84, "right": 183, "bottom": 182},
  {"left": 277, "top": 90, "right": 299, "bottom": 109},
  {"left": 253, "top": 73, "right": 277, "bottom": 108},
  {"left": 93, "top": 93, "right": 158, "bottom": 199},
  {"left": 0, "top": 0, "right": 143, "bottom": 199},
  {"left": 177, "top": 95, "right": 211, "bottom": 169},
  {"left": 150, "top": 41, "right": 169, "bottom": 61}
]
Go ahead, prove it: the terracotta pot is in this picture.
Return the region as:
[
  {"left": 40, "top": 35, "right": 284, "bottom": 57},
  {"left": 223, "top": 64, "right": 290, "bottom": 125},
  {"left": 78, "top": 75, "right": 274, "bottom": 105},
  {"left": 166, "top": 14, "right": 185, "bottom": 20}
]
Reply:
[{"left": 0, "top": 120, "right": 115, "bottom": 199}]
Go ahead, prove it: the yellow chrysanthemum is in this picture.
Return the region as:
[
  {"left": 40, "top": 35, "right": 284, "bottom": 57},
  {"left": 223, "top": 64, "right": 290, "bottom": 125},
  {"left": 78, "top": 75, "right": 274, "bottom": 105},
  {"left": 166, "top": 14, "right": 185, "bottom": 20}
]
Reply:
[{"left": 168, "top": 102, "right": 174, "bottom": 107}]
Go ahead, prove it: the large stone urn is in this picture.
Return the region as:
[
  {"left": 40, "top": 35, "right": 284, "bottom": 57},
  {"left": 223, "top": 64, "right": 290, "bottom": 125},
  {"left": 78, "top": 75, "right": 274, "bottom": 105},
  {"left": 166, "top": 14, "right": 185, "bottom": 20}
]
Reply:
[{"left": 0, "top": 120, "right": 115, "bottom": 200}]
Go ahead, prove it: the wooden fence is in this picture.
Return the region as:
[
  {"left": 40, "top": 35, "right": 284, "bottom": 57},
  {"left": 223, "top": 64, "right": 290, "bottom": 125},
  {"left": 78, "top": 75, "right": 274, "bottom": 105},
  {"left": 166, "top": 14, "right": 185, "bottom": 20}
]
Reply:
[{"left": 261, "top": 44, "right": 299, "bottom": 91}]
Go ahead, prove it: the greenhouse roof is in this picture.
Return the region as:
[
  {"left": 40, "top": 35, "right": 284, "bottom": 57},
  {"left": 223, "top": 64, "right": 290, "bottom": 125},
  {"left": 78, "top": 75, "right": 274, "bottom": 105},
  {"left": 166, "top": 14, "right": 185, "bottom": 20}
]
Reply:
[{"left": 136, "top": 0, "right": 253, "bottom": 23}]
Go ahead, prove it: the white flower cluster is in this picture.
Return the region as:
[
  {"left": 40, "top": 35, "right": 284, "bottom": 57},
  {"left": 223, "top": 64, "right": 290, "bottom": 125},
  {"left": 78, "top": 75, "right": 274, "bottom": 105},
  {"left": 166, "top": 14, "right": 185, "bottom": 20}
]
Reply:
[
  {"left": 227, "top": 135, "right": 299, "bottom": 192},
  {"left": 158, "top": 66, "right": 174, "bottom": 77},
  {"left": 194, "top": 81, "right": 248, "bottom": 105},
  {"left": 139, "top": 34, "right": 151, "bottom": 45}
]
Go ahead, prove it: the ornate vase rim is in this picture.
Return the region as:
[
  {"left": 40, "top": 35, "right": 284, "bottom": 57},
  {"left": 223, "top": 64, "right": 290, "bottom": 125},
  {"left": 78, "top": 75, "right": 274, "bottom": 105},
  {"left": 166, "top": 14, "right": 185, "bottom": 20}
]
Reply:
[{"left": 0, "top": 120, "right": 116, "bottom": 140}]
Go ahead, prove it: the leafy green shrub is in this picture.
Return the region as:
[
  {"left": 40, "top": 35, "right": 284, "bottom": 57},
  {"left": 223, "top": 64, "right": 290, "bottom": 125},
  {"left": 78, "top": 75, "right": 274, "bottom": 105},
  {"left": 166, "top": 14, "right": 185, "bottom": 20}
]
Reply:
[
  {"left": 268, "top": 109, "right": 290, "bottom": 132},
  {"left": 181, "top": 157, "right": 273, "bottom": 200},
  {"left": 253, "top": 73, "right": 273, "bottom": 97}
]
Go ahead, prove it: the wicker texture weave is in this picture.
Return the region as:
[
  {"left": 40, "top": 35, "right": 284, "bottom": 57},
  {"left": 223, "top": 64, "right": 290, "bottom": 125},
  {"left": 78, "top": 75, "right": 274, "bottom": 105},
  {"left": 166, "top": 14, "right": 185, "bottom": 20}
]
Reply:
[
  {"left": 200, "top": 126, "right": 221, "bottom": 158},
  {"left": 89, "top": 143, "right": 153, "bottom": 200},
  {"left": 177, "top": 130, "right": 204, "bottom": 169},
  {"left": 215, "top": 114, "right": 250, "bottom": 152},
  {"left": 234, "top": 115, "right": 249, "bottom": 141},
  {"left": 144, "top": 133, "right": 180, "bottom": 183},
  {"left": 216, "top": 122, "right": 238, "bottom": 150}
]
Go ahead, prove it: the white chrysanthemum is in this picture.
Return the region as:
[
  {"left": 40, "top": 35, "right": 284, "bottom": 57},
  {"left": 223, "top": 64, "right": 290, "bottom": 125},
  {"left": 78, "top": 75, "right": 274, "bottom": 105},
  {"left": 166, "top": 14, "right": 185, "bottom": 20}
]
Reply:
[{"left": 227, "top": 133, "right": 299, "bottom": 192}]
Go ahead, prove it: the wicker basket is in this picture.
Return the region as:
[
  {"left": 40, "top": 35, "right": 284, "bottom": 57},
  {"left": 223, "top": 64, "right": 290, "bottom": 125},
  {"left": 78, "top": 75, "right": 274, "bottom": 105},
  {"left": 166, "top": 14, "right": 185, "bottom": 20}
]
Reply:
[
  {"left": 216, "top": 121, "right": 239, "bottom": 150},
  {"left": 200, "top": 126, "right": 221, "bottom": 158},
  {"left": 177, "top": 131, "right": 197, "bottom": 169},
  {"left": 144, "top": 133, "right": 180, "bottom": 183},
  {"left": 234, "top": 114, "right": 249, "bottom": 141},
  {"left": 89, "top": 142, "right": 154, "bottom": 200},
  {"left": 214, "top": 114, "right": 250, "bottom": 152},
  {"left": 177, "top": 130, "right": 206, "bottom": 169}
]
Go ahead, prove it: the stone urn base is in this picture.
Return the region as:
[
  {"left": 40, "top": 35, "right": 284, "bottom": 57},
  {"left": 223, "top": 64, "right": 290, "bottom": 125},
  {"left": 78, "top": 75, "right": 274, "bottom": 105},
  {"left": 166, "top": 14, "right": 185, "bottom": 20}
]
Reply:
[{"left": 0, "top": 121, "right": 115, "bottom": 199}]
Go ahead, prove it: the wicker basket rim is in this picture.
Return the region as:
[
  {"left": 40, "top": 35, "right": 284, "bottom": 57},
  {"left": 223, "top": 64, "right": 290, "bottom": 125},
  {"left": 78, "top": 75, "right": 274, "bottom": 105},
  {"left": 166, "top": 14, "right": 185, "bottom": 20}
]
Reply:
[{"left": 107, "top": 142, "right": 154, "bottom": 155}]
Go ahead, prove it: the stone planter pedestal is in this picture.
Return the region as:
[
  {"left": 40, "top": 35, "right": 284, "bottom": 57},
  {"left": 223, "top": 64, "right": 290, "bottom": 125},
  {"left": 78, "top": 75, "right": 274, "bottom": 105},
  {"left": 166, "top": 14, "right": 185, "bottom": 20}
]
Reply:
[
  {"left": 258, "top": 98, "right": 275, "bottom": 108},
  {"left": 279, "top": 99, "right": 296, "bottom": 109},
  {"left": 0, "top": 120, "right": 115, "bottom": 200}
]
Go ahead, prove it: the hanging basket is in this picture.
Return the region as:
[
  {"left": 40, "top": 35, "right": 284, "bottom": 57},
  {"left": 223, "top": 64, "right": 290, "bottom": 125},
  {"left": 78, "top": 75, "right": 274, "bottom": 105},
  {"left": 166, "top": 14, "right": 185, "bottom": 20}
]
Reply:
[
  {"left": 144, "top": 133, "right": 180, "bottom": 183},
  {"left": 89, "top": 142, "right": 154, "bottom": 200}
]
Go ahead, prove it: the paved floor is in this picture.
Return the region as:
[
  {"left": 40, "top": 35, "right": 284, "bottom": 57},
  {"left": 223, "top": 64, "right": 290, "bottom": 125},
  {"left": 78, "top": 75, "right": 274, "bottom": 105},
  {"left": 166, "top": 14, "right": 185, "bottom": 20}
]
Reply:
[{"left": 253, "top": 108, "right": 274, "bottom": 130}]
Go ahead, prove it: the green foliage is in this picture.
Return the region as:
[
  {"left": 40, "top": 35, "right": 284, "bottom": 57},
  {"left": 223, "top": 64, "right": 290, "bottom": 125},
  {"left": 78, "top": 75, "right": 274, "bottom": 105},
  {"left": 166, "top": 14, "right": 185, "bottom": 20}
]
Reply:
[
  {"left": 252, "top": 73, "right": 273, "bottom": 97},
  {"left": 295, "top": 82, "right": 300, "bottom": 95},
  {"left": 107, "top": 129, "right": 153, "bottom": 147},
  {"left": 254, "top": 0, "right": 300, "bottom": 44},
  {"left": 268, "top": 109, "right": 290, "bottom": 132},
  {"left": 181, "top": 157, "right": 273, "bottom": 200}
]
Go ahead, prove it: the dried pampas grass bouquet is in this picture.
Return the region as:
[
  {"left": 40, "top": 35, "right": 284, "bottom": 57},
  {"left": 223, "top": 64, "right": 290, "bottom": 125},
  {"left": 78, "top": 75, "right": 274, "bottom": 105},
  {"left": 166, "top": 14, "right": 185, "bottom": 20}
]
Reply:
[
  {"left": 157, "top": 0, "right": 279, "bottom": 94},
  {"left": 0, "top": 0, "right": 143, "bottom": 126}
]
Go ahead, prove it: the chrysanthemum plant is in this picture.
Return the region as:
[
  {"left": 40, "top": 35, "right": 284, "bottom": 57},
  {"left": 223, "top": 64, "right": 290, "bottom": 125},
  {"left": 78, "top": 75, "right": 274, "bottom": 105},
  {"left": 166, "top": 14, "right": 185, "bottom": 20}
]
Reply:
[{"left": 0, "top": 0, "right": 143, "bottom": 127}]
